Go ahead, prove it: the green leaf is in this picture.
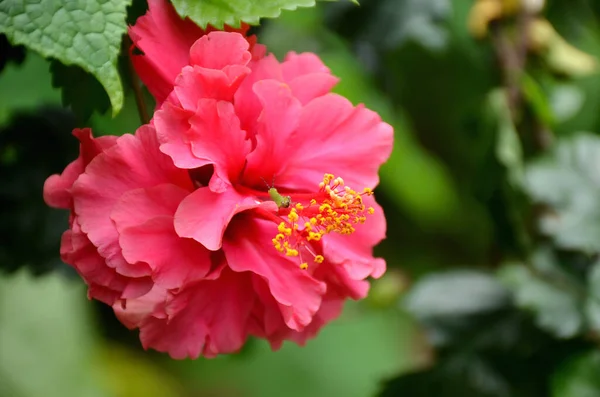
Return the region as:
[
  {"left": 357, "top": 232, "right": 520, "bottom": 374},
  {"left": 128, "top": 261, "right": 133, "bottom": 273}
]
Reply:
[
  {"left": 0, "top": 270, "right": 108, "bottom": 397},
  {"left": 360, "top": 0, "right": 451, "bottom": 51},
  {"left": 524, "top": 133, "right": 600, "bottom": 253},
  {"left": 51, "top": 61, "right": 111, "bottom": 122},
  {"left": 406, "top": 270, "right": 510, "bottom": 319},
  {"left": 498, "top": 249, "right": 585, "bottom": 338},
  {"left": 552, "top": 350, "right": 600, "bottom": 397},
  {"left": 171, "top": 0, "right": 355, "bottom": 29},
  {"left": 404, "top": 269, "right": 511, "bottom": 347},
  {"left": 0, "top": 0, "right": 130, "bottom": 115}
]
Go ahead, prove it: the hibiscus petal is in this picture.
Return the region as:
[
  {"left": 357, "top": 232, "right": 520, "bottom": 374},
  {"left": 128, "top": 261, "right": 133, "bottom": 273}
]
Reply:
[
  {"left": 61, "top": 222, "right": 153, "bottom": 305},
  {"left": 223, "top": 216, "right": 326, "bottom": 331},
  {"left": 322, "top": 199, "right": 387, "bottom": 281},
  {"left": 173, "top": 65, "right": 250, "bottom": 109},
  {"left": 281, "top": 52, "right": 331, "bottom": 78},
  {"left": 111, "top": 184, "right": 212, "bottom": 289},
  {"left": 73, "top": 125, "right": 192, "bottom": 277},
  {"left": 111, "top": 183, "right": 188, "bottom": 230},
  {"left": 282, "top": 52, "right": 339, "bottom": 105},
  {"left": 279, "top": 94, "right": 394, "bottom": 190},
  {"left": 139, "top": 268, "right": 255, "bottom": 359},
  {"left": 128, "top": 0, "right": 204, "bottom": 104},
  {"left": 113, "top": 286, "right": 169, "bottom": 329},
  {"left": 242, "top": 80, "right": 302, "bottom": 187},
  {"left": 154, "top": 102, "right": 198, "bottom": 168},
  {"left": 174, "top": 187, "right": 264, "bottom": 251},
  {"left": 233, "top": 54, "right": 283, "bottom": 136},
  {"left": 43, "top": 128, "right": 117, "bottom": 209},
  {"left": 188, "top": 100, "right": 250, "bottom": 185},
  {"left": 189, "top": 31, "right": 251, "bottom": 70},
  {"left": 156, "top": 98, "right": 251, "bottom": 187}
]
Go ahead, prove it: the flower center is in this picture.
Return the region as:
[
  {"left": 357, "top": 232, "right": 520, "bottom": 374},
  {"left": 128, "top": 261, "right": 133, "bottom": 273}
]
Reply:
[{"left": 271, "top": 174, "right": 375, "bottom": 269}]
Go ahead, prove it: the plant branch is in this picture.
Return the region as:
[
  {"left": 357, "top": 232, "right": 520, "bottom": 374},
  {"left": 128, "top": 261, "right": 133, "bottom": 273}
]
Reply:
[{"left": 124, "top": 36, "right": 150, "bottom": 125}]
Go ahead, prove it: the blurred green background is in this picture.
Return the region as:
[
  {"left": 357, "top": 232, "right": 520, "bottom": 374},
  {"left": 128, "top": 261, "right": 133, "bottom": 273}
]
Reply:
[{"left": 4, "top": 0, "right": 600, "bottom": 395}]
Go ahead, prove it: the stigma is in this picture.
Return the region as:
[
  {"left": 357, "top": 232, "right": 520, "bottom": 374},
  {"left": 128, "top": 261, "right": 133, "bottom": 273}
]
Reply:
[{"left": 271, "top": 174, "right": 375, "bottom": 269}]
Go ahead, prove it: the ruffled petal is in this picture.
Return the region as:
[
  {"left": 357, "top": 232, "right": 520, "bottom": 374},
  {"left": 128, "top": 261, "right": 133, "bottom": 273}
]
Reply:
[
  {"left": 111, "top": 184, "right": 211, "bottom": 289},
  {"left": 61, "top": 222, "right": 153, "bottom": 305},
  {"left": 278, "top": 94, "right": 394, "bottom": 189},
  {"left": 139, "top": 268, "right": 255, "bottom": 359},
  {"left": 128, "top": 0, "right": 204, "bottom": 104},
  {"left": 233, "top": 54, "right": 282, "bottom": 137},
  {"left": 282, "top": 52, "right": 339, "bottom": 105},
  {"left": 43, "top": 128, "right": 117, "bottom": 209},
  {"left": 174, "top": 186, "right": 269, "bottom": 251},
  {"left": 156, "top": 99, "right": 250, "bottom": 190},
  {"left": 322, "top": 199, "right": 387, "bottom": 281},
  {"left": 189, "top": 31, "right": 251, "bottom": 70},
  {"left": 113, "top": 286, "right": 168, "bottom": 329},
  {"left": 223, "top": 216, "right": 326, "bottom": 331},
  {"left": 153, "top": 103, "right": 197, "bottom": 168},
  {"left": 242, "top": 80, "right": 302, "bottom": 187},
  {"left": 72, "top": 125, "right": 192, "bottom": 277},
  {"left": 172, "top": 65, "right": 250, "bottom": 109}
]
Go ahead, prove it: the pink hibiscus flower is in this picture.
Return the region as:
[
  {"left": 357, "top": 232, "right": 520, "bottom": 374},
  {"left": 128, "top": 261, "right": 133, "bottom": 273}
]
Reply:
[
  {"left": 44, "top": 1, "right": 393, "bottom": 359},
  {"left": 129, "top": 0, "right": 263, "bottom": 106}
]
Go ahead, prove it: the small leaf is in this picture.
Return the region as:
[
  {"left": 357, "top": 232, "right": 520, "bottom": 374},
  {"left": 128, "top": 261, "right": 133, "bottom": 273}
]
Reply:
[
  {"left": 524, "top": 133, "right": 600, "bottom": 252},
  {"left": 171, "top": 0, "right": 355, "bottom": 29},
  {"left": 0, "top": 0, "right": 131, "bottom": 115}
]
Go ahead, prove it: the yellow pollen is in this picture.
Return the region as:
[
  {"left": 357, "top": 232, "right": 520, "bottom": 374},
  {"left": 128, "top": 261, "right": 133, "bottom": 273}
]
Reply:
[
  {"left": 271, "top": 173, "right": 376, "bottom": 268},
  {"left": 288, "top": 209, "right": 299, "bottom": 222},
  {"left": 278, "top": 222, "right": 292, "bottom": 236}
]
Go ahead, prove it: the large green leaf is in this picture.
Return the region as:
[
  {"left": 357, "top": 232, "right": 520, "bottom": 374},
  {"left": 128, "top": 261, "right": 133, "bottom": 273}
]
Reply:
[
  {"left": 0, "top": 0, "right": 130, "bottom": 115},
  {"left": 524, "top": 133, "right": 600, "bottom": 253},
  {"left": 172, "top": 0, "right": 355, "bottom": 29}
]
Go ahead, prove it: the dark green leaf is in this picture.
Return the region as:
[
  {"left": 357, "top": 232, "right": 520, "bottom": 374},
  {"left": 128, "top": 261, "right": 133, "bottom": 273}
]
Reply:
[
  {"left": 524, "top": 133, "right": 600, "bottom": 253},
  {"left": 50, "top": 61, "right": 111, "bottom": 122},
  {"left": 498, "top": 248, "right": 585, "bottom": 338},
  {"left": 0, "top": 0, "right": 131, "bottom": 115}
]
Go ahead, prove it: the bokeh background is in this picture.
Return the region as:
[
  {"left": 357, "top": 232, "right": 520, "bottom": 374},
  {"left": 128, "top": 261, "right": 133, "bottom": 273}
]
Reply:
[{"left": 3, "top": 0, "right": 600, "bottom": 395}]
